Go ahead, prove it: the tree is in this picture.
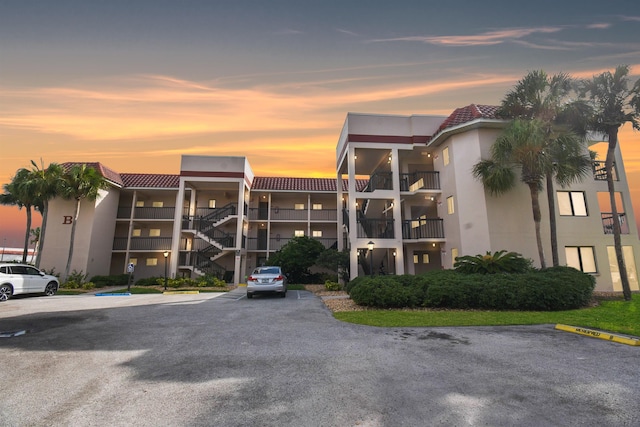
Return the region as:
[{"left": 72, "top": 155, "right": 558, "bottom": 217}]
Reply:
[
  {"left": 266, "top": 236, "right": 325, "bottom": 283},
  {"left": 316, "top": 248, "right": 350, "bottom": 283},
  {"left": 497, "top": 70, "right": 593, "bottom": 266},
  {"left": 0, "top": 168, "right": 38, "bottom": 262},
  {"left": 29, "top": 227, "right": 40, "bottom": 263},
  {"left": 60, "top": 164, "right": 108, "bottom": 281},
  {"left": 473, "top": 119, "right": 549, "bottom": 268},
  {"left": 578, "top": 65, "right": 640, "bottom": 301},
  {"left": 29, "top": 160, "right": 63, "bottom": 268}
]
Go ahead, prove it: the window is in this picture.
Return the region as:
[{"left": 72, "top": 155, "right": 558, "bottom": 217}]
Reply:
[
  {"left": 132, "top": 229, "right": 141, "bottom": 237},
  {"left": 451, "top": 248, "right": 459, "bottom": 268},
  {"left": 294, "top": 230, "right": 305, "bottom": 237},
  {"left": 146, "top": 258, "right": 158, "bottom": 266},
  {"left": 312, "top": 203, "right": 322, "bottom": 210},
  {"left": 423, "top": 254, "right": 430, "bottom": 264},
  {"left": 443, "top": 147, "right": 450, "bottom": 166},
  {"left": 135, "top": 201, "right": 144, "bottom": 207},
  {"left": 208, "top": 199, "right": 216, "bottom": 208},
  {"left": 129, "top": 258, "right": 138, "bottom": 266},
  {"left": 312, "top": 230, "right": 323, "bottom": 237},
  {"left": 558, "top": 192, "right": 587, "bottom": 216},
  {"left": 149, "top": 229, "right": 161, "bottom": 237},
  {"left": 565, "top": 247, "right": 596, "bottom": 273},
  {"left": 447, "top": 196, "right": 455, "bottom": 215},
  {"left": 295, "top": 203, "right": 305, "bottom": 210},
  {"left": 152, "top": 201, "right": 163, "bottom": 208},
  {"left": 413, "top": 255, "right": 419, "bottom": 264}
]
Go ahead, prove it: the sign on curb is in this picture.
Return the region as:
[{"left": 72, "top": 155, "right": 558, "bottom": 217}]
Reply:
[{"left": 555, "top": 324, "right": 640, "bottom": 346}]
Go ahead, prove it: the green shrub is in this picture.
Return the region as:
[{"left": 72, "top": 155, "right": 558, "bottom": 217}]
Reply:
[
  {"left": 350, "top": 276, "right": 421, "bottom": 308},
  {"left": 197, "top": 275, "right": 227, "bottom": 288},
  {"left": 89, "top": 274, "right": 129, "bottom": 288},
  {"left": 82, "top": 282, "right": 96, "bottom": 290},
  {"left": 135, "top": 276, "right": 163, "bottom": 286},
  {"left": 454, "top": 250, "right": 533, "bottom": 274},
  {"left": 324, "top": 280, "right": 341, "bottom": 291},
  {"left": 62, "top": 270, "right": 88, "bottom": 289}
]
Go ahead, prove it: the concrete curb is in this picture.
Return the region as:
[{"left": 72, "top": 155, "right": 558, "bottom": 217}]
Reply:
[
  {"left": 555, "top": 324, "right": 640, "bottom": 346},
  {"left": 162, "top": 291, "right": 200, "bottom": 295}
]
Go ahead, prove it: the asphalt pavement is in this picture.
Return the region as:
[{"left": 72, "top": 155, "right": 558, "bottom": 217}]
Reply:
[{"left": 1, "top": 288, "right": 638, "bottom": 426}]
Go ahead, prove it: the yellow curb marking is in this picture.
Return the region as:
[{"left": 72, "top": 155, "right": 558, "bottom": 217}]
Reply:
[
  {"left": 163, "top": 291, "right": 200, "bottom": 295},
  {"left": 555, "top": 324, "right": 640, "bottom": 346}
]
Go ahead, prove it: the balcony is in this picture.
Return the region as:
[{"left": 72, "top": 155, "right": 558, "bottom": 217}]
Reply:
[
  {"left": 247, "top": 208, "right": 337, "bottom": 221},
  {"left": 246, "top": 237, "right": 338, "bottom": 251},
  {"left": 363, "top": 172, "right": 393, "bottom": 192},
  {"left": 113, "top": 237, "right": 172, "bottom": 251},
  {"left": 117, "top": 206, "right": 176, "bottom": 220},
  {"left": 601, "top": 213, "right": 629, "bottom": 234},
  {"left": 399, "top": 171, "right": 440, "bottom": 191},
  {"left": 402, "top": 219, "right": 445, "bottom": 239},
  {"left": 592, "top": 161, "right": 618, "bottom": 181}
]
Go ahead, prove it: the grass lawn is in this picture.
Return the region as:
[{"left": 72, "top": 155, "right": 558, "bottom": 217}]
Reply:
[{"left": 334, "top": 294, "right": 640, "bottom": 337}]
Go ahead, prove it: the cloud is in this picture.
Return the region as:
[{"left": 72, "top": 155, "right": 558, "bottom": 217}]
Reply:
[
  {"left": 369, "top": 26, "right": 564, "bottom": 46},
  {"left": 587, "top": 23, "right": 611, "bottom": 29}
]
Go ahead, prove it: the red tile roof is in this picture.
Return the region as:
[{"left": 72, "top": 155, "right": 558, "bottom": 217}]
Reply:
[
  {"left": 436, "top": 104, "right": 500, "bottom": 134},
  {"left": 62, "top": 162, "right": 123, "bottom": 186},
  {"left": 120, "top": 173, "right": 180, "bottom": 188},
  {"left": 252, "top": 177, "right": 368, "bottom": 192}
]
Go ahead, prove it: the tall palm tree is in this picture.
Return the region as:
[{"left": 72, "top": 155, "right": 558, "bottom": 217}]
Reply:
[
  {"left": 61, "top": 164, "right": 108, "bottom": 280},
  {"left": 473, "top": 119, "right": 548, "bottom": 268},
  {"left": 30, "top": 227, "right": 40, "bottom": 263},
  {"left": 579, "top": 65, "right": 640, "bottom": 301},
  {"left": 30, "top": 160, "right": 64, "bottom": 268},
  {"left": 497, "top": 70, "right": 593, "bottom": 266},
  {"left": 0, "top": 168, "right": 39, "bottom": 263}
]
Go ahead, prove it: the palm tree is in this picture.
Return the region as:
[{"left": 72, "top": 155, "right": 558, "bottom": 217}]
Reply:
[
  {"left": 30, "top": 160, "right": 64, "bottom": 268},
  {"left": 473, "top": 119, "right": 548, "bottom": 268},
  {"left": 497, "top": 70, "right": 593, "bottom": 266},
  {"left": 30, "top": 227, "right": 40, "bottom": 263},
  {"left": 0, "top": 168, "right": 39, "bottom": 263},
  {"left": 579, "top": 65, "right": 640, "bottom": 301},
  {"left": 60, "top": 164, "right": 108, "bottom": 280}
]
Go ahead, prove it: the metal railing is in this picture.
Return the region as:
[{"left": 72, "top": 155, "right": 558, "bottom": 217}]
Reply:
[
  {"left": 601, "top": 212, "right": 629, "bottom": 234},
  {"left": 117, "top": 207, "right": 176, "bottom": 219},
  {"left": 356, "top": 219, "right": 394, "bottom": 239},
  {"left": 592, "top": 161, "right": 618, "bottom": 181},
  {"left": 402, "top": 219, "right": 445, "bottom": 239},
  {"left": 113, "top": 237, "right": 172, "bottom": 251},
  {"left": 399, "top": 171, "right": 440, "bottom": 191},
  {"left": 363, "top": 171, "right": 393, "bottom": 192},
  {"left": 245, "top": 237, "right": 338, "bottom": 251},
  {"left": 247, "top": 208, "right": 337, "bottom": 221}
]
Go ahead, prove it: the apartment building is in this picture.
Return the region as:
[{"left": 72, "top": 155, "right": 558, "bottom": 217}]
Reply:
[{"left": 39, "top": 105, "right": 640, "bottom": 292}]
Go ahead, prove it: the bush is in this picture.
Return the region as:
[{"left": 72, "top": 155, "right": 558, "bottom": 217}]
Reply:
[
  {"left": 135, "top": 276, "right": 163, "bottom": 287},
  {"left": 82, "top": 282, "right": 96, "bottom": 290},
  {"left": 454, "top": 250, "right": 533, "bottom": 274},
  {"left": 62, "top": 270, "right": 88, "bottom": 289},
  {"left": 324, "top": 280, "right": 341, "bottom": 291},
  {"left": 89, "top": 274, "right": 129, "bottom": 288},
  {"left": 349, "top": 268, "right": 595, "bottom": 311}
]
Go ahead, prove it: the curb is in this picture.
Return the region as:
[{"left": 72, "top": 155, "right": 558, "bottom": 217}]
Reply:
[
  {"left": 95, "top": 292, "right": 132, "bottom": 296},
  {"left": 163, "top": 291, "right": 200, "bottom": 295},
  {"left": 555, "top": 324, "right": 640, "bottom": 346}
]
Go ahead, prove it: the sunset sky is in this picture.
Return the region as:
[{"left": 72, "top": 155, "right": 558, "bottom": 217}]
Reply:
[{"left": 1, "top": 0, "right": 640, "bottom": 248}]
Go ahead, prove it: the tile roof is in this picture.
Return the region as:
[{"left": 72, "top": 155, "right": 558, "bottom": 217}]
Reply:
[
  {"left": 62, "top": 162, "right": 123, "bottom": 186},
  {"left": 436, "top": 104, "right": 501, "bottom": 134},
  {"left": 252, "top": 177, "right": 368, "bottom": 192},
  {"left": 120, "top": 173, "right": 180, "bottom": 188}
]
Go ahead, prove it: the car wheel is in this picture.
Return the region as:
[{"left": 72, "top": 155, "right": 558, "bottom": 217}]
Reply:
[
  {"left": 0, "top": 284, "right": 13, "bottom": 302},
  {"left": 247, "top": 293, "right": 253, "bottom": 299},
  {"left": 44, "top": 282, "right": 58, "bottom": 296}
]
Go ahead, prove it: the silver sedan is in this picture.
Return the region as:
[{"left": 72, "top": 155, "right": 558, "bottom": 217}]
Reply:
[{"left": 246, "top": 266, "right": 287, "bottom": 298}]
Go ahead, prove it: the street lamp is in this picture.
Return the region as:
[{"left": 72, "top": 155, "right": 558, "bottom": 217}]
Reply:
[
  {"left": 367, "top": 241, "right": 374, "bottom": 276},
  {"left": 163, "top": 251, "right": 169, "bottom": 291}
]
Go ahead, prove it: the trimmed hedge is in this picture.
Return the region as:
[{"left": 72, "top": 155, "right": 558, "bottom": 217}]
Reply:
[
  {"left": 348, "top": 267, "right": 595, "bottom": 311},
  {"left": 88, "top": 274, "right": 130, "bottom": 288}
]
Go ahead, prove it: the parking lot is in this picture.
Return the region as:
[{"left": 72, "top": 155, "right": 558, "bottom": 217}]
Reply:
[{"left": 1, "top": 288, "right": 639, "bottom": 426}]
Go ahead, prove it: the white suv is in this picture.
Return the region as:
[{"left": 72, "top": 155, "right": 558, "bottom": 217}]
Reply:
[{"left": 0, "top": 263, "right": 60, "bottom": 302}]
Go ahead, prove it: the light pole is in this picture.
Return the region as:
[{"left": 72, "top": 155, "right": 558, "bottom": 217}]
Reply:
[
  {"left": 367, "top": 241, "right": 374, "bottom": 276},
  {"left": 163, "top": 251, "right": 169, "bottom": 291}
]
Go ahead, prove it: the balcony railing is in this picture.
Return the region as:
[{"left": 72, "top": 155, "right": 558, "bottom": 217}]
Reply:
[
  {"left": 247, "top": 208, "right": 337, "bottom": 221},
  {"left": 402, "top": 219, "right": 445, "bottom": 239},
  {"left": 117, "top": 207, "right": 176, "bottom": 219},
  {"left": 246, "top": 237, "right": 338, "bottom": 251},
  {"left": 399, "top": 171, "right": 440, "bottom": 191},
  {"left": 363, "top": 172, "right": 393, "bottom": 192},
  {"left": 356, "top": 219, "right": 394, "bottom": 239},
  {"left": 113, "top": 237, "right": 172, "bottom": 251},
  {"left": 601, "top": 213, "right": 629, "bottom": 234},
  {"left": 592, "top": 161, "right": 618, "bottom": 181}
]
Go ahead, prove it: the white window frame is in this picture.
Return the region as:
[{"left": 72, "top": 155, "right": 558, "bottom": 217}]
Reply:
[
  {"left": 146, "top": 258, "right": 158, "bottom": 266},
  {"left": 312, "top": 230, "right": 323, "bottom": 237},
  {"left": 312, "top": 203, "right": 322, "bottom": 210},
  {"left": 135, "top": 201, "right": 144, "bottom": 207},
  {"left": 132, "top": 229, "right": 142, "bottom": 237},
  {"left": 149, "top": 229, "right": 161, "bottom": 237},
  {"left": 442, "top": 147, "right": 450, "bottom": 166},
  {"left": 565, "top": 246, "right": 596, "bottom": 273},
  {"left": 152, "top": 201, "right": 163, "bottom": 208},
  {"left": 208, "top": 199, "right": 216, "bottom": 208},
  {"left": 294, "top": 203, "right": 305, "bottom": 210},
  {"left": 294, "top": 230, "right": 305, "bottom": 237},
  {"left": 447, "top": 196, "right": 455, "bottom": 215}
]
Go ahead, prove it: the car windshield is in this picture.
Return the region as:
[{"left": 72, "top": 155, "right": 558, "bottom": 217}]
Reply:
[{"left": 255, "top": 267, "right": 280, "bottom": 275}]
